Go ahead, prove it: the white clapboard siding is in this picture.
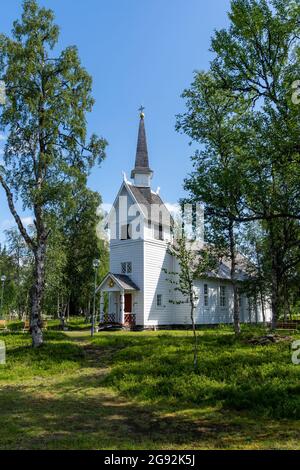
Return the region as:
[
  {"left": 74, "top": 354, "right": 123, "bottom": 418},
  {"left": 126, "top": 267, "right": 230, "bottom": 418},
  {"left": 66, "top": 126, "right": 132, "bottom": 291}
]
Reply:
[
  {"left": 143, "top": 239, "right": 175, "bottom": 325},
  {"left": 110, "top": 240, "right": 144, "bottom": 325},
  {"left": 106, "top": 181, "right": 273, "bottom": 327},
  {"left": 171, "top": 277, "right": 271, "bottom": 325}
]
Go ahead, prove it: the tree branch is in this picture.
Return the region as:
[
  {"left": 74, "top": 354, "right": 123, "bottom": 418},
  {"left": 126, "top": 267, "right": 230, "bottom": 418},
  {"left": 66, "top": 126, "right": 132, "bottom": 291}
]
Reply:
[{"left": 0, "top": 174, "right": 36, "bottom": 251}]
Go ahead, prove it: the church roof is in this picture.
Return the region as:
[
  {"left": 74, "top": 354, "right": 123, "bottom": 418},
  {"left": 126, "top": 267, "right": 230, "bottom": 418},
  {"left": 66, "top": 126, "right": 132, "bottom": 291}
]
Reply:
[
  {"left": 207, "top": 260, "right": 248, "bottom": 281},
  {"left": 131, "top": 112, "right": 153, "bottom": 178},
  {"left": 187, "top": 240, "right": 250, "bottom": 281},
  {"left": 129, "top": 185, "right": 162, "bottom": 210},
  {"left": 111, "top": 274, "right": 140, "bottom": 291},
  {"left": 97, "top": 273, "right": 140, "bottom": 292},
  {"left": 128, "top": 184, "right": 173, "bottom": 226}
]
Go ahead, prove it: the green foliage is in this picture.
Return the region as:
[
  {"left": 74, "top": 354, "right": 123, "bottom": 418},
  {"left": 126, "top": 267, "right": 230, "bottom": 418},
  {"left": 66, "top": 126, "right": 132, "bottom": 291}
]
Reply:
[
  {"left": 4, "top": 228, "right": 34, "bottom": 318},
  {"left": 0, "top": 0, "right": 107, "bottom": 208},
  {"left": 61, "top": 186, "right": 109, "bottom": 316},
  {"left": 0, "top": 327, "right": 300, "bottom": 449},
  {"left": 0, "top": 1, "right": 108, "bottom": 340},
  {"left": 0, "top": 244, "right": 19, "bottom": 316},
  {"left": 0, "top": 331, "right": 84, "bottom": 383},
  {"left": 94, "top": 327, "right": 300, "bottom": 419},
  {"left": 167, "top": 234, "right": 217, "bottom": 300},
  {"left": 165, "top": 233, "right": 218, "bottom": 368},
  {"left": 177, "top": 0, "right": 300, "bottom": 325}
]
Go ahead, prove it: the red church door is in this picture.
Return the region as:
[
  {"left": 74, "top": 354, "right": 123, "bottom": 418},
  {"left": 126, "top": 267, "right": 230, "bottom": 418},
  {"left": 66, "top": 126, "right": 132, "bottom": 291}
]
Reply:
[
  {"left": 124, "top": 294, "right": 135, "bottom": 327},
  {"left": 125, "top": 294, "right": 132, "bottom": 313}
]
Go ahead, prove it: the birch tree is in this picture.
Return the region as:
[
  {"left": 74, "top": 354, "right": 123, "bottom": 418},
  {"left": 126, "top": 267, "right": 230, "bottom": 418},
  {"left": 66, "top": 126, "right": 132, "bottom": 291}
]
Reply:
[
  {"left": 0, "top": 1, "right": 107, "bottom": 346},
  {"left": 177, "top": 72, "right": 248, "bottom": 335},
  {"left": 177, "top": 0, "right": 300, "bottom": 329},
  {"left": 165, "top": 232, "right": 216, "bottom": 369}
]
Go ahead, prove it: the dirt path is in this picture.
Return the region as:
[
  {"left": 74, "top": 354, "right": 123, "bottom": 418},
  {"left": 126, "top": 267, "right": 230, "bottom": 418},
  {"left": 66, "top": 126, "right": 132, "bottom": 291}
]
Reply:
[{"left": 65, "top": 330, "right": 119, "bottom": 368}]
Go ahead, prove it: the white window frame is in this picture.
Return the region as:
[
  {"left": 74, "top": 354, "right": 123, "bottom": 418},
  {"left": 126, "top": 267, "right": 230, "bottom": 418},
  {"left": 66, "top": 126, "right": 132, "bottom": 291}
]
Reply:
[
  {"left": 156, "top": 293, "right": 163, "bottom": 309},
  {"left": 126, "top": 262, "right": 132, "bottom": 274},
  {"left": 121, "top": 262, "right": 126, "bottom": 274},
  {"left": 153, "top": 223, "right": 164, "bottom": 241},
  {"left": 219, "top": 285, "right": 227, "bottom": 308},
  {"left": 204, "top": 284, "right": 209, "bottom": 307},
  {"left": 121, "top": 262, "right": 132, "bottom": 274},
  {"left": 120, "top": 223, "right": 132, "bottom": 240}
]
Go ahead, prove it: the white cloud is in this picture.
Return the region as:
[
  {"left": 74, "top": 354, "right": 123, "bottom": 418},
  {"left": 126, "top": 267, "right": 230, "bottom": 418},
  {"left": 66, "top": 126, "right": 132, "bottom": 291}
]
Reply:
[
  {"left": 0, "top": 216, "right": 34, "bottom": 232},
  {"left": 21, "top": 217, "right": 34, "bottom": 226},
  {"left": 0, "top": 134, "right": 6, "bottom": 142},
  {"left": 101, "top": 203, "right": 112, "bottom": 214},
  {"left": 165, "top": 202, "right": 181, "bottom": 216}
]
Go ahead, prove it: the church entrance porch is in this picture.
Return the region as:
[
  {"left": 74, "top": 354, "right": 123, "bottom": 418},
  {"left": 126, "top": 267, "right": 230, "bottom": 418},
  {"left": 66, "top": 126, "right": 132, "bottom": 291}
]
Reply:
[{"left": 96, "top": 273, "right": 139, "bottom": 328}]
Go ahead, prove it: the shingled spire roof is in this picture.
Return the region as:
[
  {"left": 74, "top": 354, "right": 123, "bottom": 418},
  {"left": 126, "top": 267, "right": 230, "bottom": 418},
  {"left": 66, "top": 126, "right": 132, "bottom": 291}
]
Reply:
[{"left": 131, "top": 108, "right": 153, "bottom": 179}]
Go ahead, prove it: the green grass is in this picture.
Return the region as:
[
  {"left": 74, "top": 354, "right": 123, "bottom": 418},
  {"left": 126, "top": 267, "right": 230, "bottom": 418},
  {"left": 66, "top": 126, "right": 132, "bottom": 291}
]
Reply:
[
  {"left": 5, "top": 316, "right": 90, "bottom": 332},
  {"left": 0, "top": 325, "right": 300, "bottom": 449},
  {"left": 94, "top": 328, "right": 300, "bottom": 419},
  {"left": 0, "top": 331, "right": 84, "bottom": 382}
]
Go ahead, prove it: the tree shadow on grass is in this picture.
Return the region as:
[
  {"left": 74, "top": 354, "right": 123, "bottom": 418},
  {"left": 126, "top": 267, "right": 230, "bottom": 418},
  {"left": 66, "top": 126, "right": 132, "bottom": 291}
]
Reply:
[
  {"left": 1, "top": 329, "right": 300, "bottom": 449},
  {"left": 88, "top": 331, "right": 300, "bottom": 420},
  {"left": 0, "top": 380, "right": 294, "bottom": 450},
  {"left": 0, "top": 335, "right": 85, "bottom": 382}
]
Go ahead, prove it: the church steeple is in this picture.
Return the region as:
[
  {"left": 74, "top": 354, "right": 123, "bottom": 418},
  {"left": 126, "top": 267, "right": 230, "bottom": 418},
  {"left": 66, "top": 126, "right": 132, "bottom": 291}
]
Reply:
[{"left": 131, "top": 107, "right": 153, "bottom": 187}]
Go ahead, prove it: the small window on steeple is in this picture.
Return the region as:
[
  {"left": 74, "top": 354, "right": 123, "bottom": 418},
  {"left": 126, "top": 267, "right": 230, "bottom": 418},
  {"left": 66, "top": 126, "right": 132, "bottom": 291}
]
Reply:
[
  {"left": 154, "top": 223, "right": 164, "bottom": 241},
  {"left": 121, "top": 224, "right": 132, "bottom": 240},
  {"left": 121, "top": 262, "right": 132, "bottom": 274}
]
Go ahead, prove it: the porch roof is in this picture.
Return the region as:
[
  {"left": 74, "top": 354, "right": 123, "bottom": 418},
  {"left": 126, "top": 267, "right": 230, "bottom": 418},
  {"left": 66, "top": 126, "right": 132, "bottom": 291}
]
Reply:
[{"left": 97, "top": 273, "right": 140, "bottom": 293}]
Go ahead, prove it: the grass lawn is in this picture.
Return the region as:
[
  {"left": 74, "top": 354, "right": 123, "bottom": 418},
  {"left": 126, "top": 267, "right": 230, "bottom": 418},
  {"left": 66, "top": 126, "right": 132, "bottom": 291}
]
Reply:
[{"left": 0, "top": 325, "right": 299, "bottom": 450}]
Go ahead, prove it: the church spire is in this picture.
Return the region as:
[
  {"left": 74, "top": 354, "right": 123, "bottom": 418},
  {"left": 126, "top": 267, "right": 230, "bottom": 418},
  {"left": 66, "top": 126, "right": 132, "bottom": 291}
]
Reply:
[{"left": 131, "top": 107, "right": 153, "bottom": 186}]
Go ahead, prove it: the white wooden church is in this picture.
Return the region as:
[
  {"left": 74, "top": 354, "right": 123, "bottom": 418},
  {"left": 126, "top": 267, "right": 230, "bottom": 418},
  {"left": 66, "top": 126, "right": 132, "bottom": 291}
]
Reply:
[{"left": 97, "top": 111, "right": 271, "bottom": 329}]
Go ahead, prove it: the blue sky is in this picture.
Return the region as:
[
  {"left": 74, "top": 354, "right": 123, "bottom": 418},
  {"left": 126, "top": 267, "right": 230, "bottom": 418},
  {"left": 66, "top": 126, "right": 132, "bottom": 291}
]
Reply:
[{"left": 0, "top": 0, "right": 231, "bottom": 243}]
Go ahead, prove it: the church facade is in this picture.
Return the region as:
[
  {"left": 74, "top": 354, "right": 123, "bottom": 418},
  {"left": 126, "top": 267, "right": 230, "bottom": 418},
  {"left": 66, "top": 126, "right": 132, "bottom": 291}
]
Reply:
[{"left": 97, "top": 111, "right": 271, "bottom": 328}]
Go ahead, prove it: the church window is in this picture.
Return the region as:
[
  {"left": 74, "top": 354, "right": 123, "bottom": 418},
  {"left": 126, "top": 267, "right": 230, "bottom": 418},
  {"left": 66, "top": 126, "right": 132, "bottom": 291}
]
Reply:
[
  {"left": 121, "top": 262, "right": 132, "bottom": 274},
  {"left": 121, "top": 224, "right": 132, "bottom": 240},
  {"left": 127, "top": 262, "right": 132, "bottom": 273},
  {"left": 220, "top": 286, "right": 227, "bottom": 307},
  {"left": 156, "top": 294, "right": 163, "bottom": 308},
  {"left": 154, "top": 223, "right": 164, "bottom": 241},
  {"left": 204, "top": 284, "right": 209, "bottom": 306}
]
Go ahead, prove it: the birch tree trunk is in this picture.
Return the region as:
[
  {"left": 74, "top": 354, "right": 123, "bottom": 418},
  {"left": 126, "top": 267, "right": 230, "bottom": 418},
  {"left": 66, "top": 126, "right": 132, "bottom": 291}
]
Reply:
[
  {"left": 254, "top": 290, "right": 259, "bottom": 324},
  {"left": 30, "top": 237, "right": 46, "bottom": 348},
  {"left": 269, "top": 223, "right": 279, "bottom": 330},
  {"left": 260, "top": 290, "right": 266, "bottom": 326},
  {"left": 57, "top": 293, "right": 60, "bottom": 319},
  {"left": 248, "top": 299, "right": 252, "bottom": 323},
  {"left": 229, "top": 222, "right": 241, "bottom": 335},
  {"left": 190, "top": 299, "right": 198, "bottom": 370}
]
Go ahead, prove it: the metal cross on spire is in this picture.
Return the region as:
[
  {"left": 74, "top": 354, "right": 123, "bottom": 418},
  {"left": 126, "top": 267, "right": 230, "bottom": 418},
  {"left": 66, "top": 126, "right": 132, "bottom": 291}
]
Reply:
[{"left": 139, "top": 105, "right": 145, "bottom": 119}]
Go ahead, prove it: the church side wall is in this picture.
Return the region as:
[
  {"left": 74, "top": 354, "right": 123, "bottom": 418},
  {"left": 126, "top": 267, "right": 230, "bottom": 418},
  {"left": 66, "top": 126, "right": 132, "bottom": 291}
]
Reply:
[
  {"left": 143, "top": 240, "right": 175, "bottom": 326},
  {"left": 142, "top": 249, "right": 271, "bottom": 326},
  {"left": 173, "top": 277, "right": 271, "bottom": 325}
]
